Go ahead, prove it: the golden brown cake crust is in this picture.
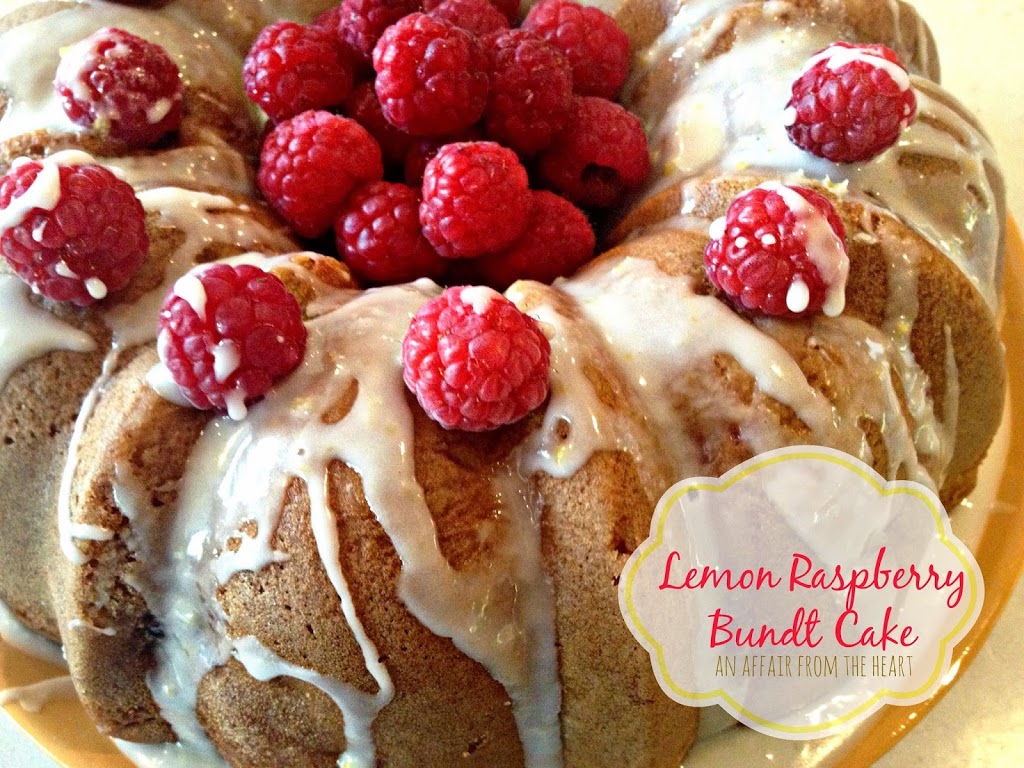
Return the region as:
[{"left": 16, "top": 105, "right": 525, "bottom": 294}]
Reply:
[
  {"left": 56, "top": 331, "right": 702, "bottom": 765},
  {"left": 0, "top": 191, "right": 294, "bottom": 643},
  {"left": 610, "top": 174, "right": 1005, "bottom": 499}
]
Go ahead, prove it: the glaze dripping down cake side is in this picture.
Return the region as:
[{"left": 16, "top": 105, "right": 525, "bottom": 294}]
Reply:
[{"left": 0, "top": 0, "right": 1007, "bottom": 767}]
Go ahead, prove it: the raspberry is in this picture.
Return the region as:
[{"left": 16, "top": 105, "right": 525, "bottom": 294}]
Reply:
[
  {"left": 474, "top": 191, "right": 594, "bottom": 289},
  {"left": 54, "top": 27, "right": 183, "bottom": 148},
  {"left": 521, "top": 0, "right": 629, "bottom": 99},
  {"left": 311, "top": 4, "right": 344, "bottom": 31},
  {"left": 157, "top": 264, "right": 307, "bottom": 419},
  {"left": 420, "top": 141, "right": 530, "bottom": 259},
  {"left": 339, "top": 0, "right": 422, "bottom": 63},
  {"left": 703, "top": 183, "right": 849, "bottom": 317},
  {"left": 402, "top": 285, "right": 550, "bottom": 431},
  {"left": 483, "top": 30, "right": 573, "bottom": 156},
  {"left": 243, "top": 21, "right": 354, "bottom": 123},
  {"left": 427, "top": 0, "right": 508, "bottom": 36},
  {"left": 428, "top": 0, "right": 518, "bottom": 22},
  {"left": 536, "top": 96, "right": 649, "bottom": 208},
  {"left": 0, "top": 154, "right": 148, "bottom": 306},
  {"left": 487, "top": 0, "right": 520, "bottom": 22},
  {"left": 373, "top": 14, "right": 489, "bottom": 136},
  {"left": 403, "top": 126, "right": 483, "bottom": 186},
  {"left": 335, "top": 181, "right": 445, "bottom": 284},
  {"left": 785, "top": 42, "right": 917, "bottom": 163},
  {"left": 345, "top": 81, "right": 413, "bottom": 166},
  {"left": 258, "top": 110, "right": 383, "bottom": 239}
]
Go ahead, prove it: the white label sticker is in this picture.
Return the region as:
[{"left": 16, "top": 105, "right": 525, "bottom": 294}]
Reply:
[{"left": 618, "top": 446, "right": 983, "bottom": 739}]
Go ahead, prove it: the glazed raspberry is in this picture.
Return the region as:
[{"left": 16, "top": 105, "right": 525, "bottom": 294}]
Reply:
[
  {"left": 483, "top": 30, "right": 573, "bottom": 156},
  {"left": 785, "top": 42, "right": 917, "bottom": 162},
  {"left": 339, "top": 0, "right": 421, "bottom": 63},
  {"left": 335, "top": 181, "right": 445, "bottom": 284},
  {"left": 157, "top": 264, "right": 307, "bottom": 419},
  {"left": 373, "top": 14, "right": 489, "bottom": 136},
  {"left": 54, "top": 27, "right": 183, "bottom": 148},
  {"left": 0, "top": 156, "right": 148, "bottom": 306},
  {"left": 345, "top": 81, "right": 413, "bottom": 166},
  {"left": 521, "top": 0, "right": 629, "bottom": 99},
  {"left": 243, "top": 21, "right": 354, "bottom": 123},
  {"left": 419, "top": 141, "right": 530, "bottom": 259},
  {"left": 536, "top": 96, "right": 650, "bottom": 208},
  {"left": 402, "top": 285, "right": 550, "bottom": 431},
  {"left": 427, "top": 0, "right": 508, "bottom": 36},
  {"left": 475, "top": 191, "right": 594, "bottom": 289},
  {"left": 703, "top": 183, "right": 849, "bottom": 317},
  {"left": 403, "top": 126, "right": 483, "bottom": 186},
  {"left": 258, "top": 110, "right": 383, "bottom": 239}
]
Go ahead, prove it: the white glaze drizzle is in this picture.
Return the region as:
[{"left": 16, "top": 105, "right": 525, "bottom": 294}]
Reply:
[
  {"left": 111, "top": 452, "right": 234, "bottom": 768},
  {"left": 103, "top": 187, "right": 293, "bottom": 353},
  {"left": 560, "top": 257, "right": 835, "bottom": 472},
  {"left": 0, "top": 598, "right": 65, "bottom": 667},
  {"left": 759, "top": 181, "right": 849, "bottom": 316},
  {"left": 232, "top": 635, "right": 383, "bottom": 766},
  {"left": 101, "top": 146, "right": 255, "bottom": 197},
  {"left": 486, "top": 467, "right": 563, "bottom": 767},
  {"left": 629, "top": 4, "right": 1001, "bottom": 309},
  {"left": 67, "top": 618, "right": 116, "bottom": 636},
  {"left": 113, "top": 738, "right": 227, "bottom": 768},
  {"left": 800, "top": 42, "right": 912, "bottom": 92},
  {"left": 0, "top": 675, "right": 75, "bottom": 713},
  {"left": 0, "top": 273, "right": 95, "bottom": 388},
  {"left": 2, "top": 182, "right": 290, "bottom": 398},
  {"left": 56, "top": 350, "right": 118, "bottom": 565},
  {"left": 141, "top": 280, "right": 569, "bottom": 767},
  {"left": 508, "top": 286, "right": 617, "bottom": 478},
  {"left": 0, "top": 150, "right": 94, "bottom": 230},
  {"left": 877, "top": 241, "right": 959, "bottom": 482}
]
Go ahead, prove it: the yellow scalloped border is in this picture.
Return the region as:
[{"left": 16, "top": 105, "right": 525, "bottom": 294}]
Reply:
[{"left": 620, "top": 446, "right": 982, "bottom": 736}]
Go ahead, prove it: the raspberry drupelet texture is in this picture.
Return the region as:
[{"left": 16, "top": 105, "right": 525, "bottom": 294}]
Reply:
[
  {"left": 703, "top": 183, "right": 849, "bottom": 318},
  {"left": 427, "top": 0, "right": 509, "bottom": 36},
  {"left": 373, "top": 13, "right": 489, "bottom": 136},
  {"left": 339, "top": 0, "right": 422, "bottom": 63},
  {"left": 54, "top": 27, "right": 183, "bottom": 148},
  {"left": 403, "top": 126, "right": 483, "bottom": 186},
  {"left": 521, "top": 0, "right": 629, "bottom": 100},
  {"left": 345, "top": 81, "right": 414, "bottom": 166},
  {"left": 311, "top": 4, "right": 345, "bottom": 30},
  {"left": 402, "top": 285, "right": 551, "bottom": 431},
  {"left": 474, "top": 190, "right": 594, "bottom": 289},
  {"left": 243, "top": 21, "right": 354, "bottom": 123},
  {"left": 0, "top": 156, "right": 149, "bottom": 306},
  {"left": 441, "top": 0, "right": 518, "bottom": 23},
  {"left": 335, "top": 181, "right": 446, "bottom": 284},
  {"left": 158, "top": 264, "right": 307, "bottom": 420},
  {"left": 537, "top": 96, "right": 650, "bottom": 208},
  {"left": 785, "top": 42, "right": 917, "bottom": 163},
  {"left": 484, "top": 30, "right": 573, "bottom": 156},
  {"left": 419, "top": 141, "right": 531, "bottom": 259},
  {"left": 258, "top": 110, "right": 383, "bottom": 239}
]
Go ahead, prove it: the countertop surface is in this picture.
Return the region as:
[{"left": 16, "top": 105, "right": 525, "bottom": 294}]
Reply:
[{"left": 1, "top": 0, "right": 1022, "bottom": 766}]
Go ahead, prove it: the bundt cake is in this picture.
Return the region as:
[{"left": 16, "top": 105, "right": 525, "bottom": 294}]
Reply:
[{"left": 0, "top": 0, "right": 1007, "bottom": 766}]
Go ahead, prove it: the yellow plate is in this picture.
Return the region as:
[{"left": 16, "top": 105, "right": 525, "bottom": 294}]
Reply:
[{"left": 3, "top": 223, "right": 1024, "bottom": 768}]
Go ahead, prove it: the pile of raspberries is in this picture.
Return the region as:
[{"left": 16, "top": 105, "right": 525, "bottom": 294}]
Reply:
[{"left": 244, "top": 0, "right": 651, "bottom": 289}]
